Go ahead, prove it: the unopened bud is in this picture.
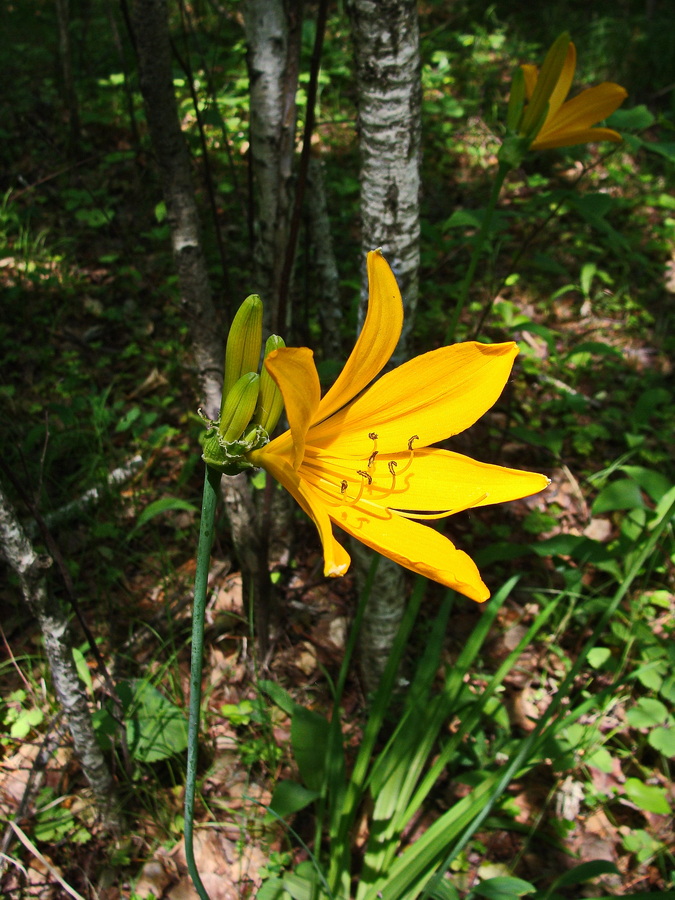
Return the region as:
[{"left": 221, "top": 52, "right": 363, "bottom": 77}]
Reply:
[
  {"left": 219, "top": 372, "right": 260, "bottom": 443},
  {"left": 253, "top": 335, "right": 286, "bottom": 433},
  {"left": 223, "top": 294, "right": 263, "bottom": 403}
]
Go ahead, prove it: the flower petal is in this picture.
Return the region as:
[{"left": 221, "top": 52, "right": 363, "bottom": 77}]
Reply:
[
  {"left": 303, "top": 447, "right": 549, "bottom": 515},
  {"left": 536, "top": 82, "right": 627, "bottom": 148},
  {"left": 532, "top": 126, "right": 623, "bottom": 151},
  {"left": 315, "top": 249, "right": 403, "bottom": 422},
  {"left": 263, "top": 347, "right": 321, "bottom": 469},
  {"left": 250, "top": 448, "right": 351, "bottom": 576},
  {"left": 331, "top": 505, "right": 490, "bottom": 602},
  {"left": 307, "top": 341, "right": 518, "bottom": 458},
  {"left": 545, "top": 42, "right": 575, "bottom": 121}
]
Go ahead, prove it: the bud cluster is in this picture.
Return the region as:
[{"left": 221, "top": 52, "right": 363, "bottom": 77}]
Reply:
[{"left": 201, "top": 295, "right": 285, "bottom": 475}]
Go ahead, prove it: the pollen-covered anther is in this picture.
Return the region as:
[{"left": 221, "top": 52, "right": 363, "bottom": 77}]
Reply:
[
  {"left": 368, "top": 450, "right": 378, "bottom": 468},
  {"left": 340, "top": 480, "right": 348, "bottom": 494},
  {"left": 356, "top": 469, "right": 373, "bottom": 485}
]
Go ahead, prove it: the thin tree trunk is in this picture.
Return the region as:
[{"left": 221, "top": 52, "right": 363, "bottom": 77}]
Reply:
[
  {"left": 347, "top": 0, "right": 422, "bottom": 692},
  {"left": 0, "top": 481, "right": 121, "bottom": 831},
  {"left": 347, "top": 0, "right": 421, "bottom": 351},
  {"left": 243, "top": 0, "right": 303, "bottom": 334},
  {"left": 305, "top": 157, "right": 343, "bottom": 359},
  {"left": 55, "top": 0, "right": 81, "bottom": 156},
  {"left": 131, "top": 0, "right": 224, "bottom": 420},
  {"left": 131, "top": 0, "right": 268, "bottom": 650}
]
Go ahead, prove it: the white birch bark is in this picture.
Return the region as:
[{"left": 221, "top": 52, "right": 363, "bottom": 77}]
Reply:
[
  {"left": 0, "top": 481, "right": 121, "bottom": 830},
  {"left": 347, "top": 0, "right": 421, "bottom": 351},
  {"left": 347, "top": 0, "right": 422, "bottom": 692},
  {"left": 243, "top": 0, "right": 302, "bottom": 334}
]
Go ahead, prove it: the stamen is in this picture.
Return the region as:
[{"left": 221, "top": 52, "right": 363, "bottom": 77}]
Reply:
[
  {"left": 368, "top": 450, "right": 378, "bottom": 468},
  {"left": 345, "top": 469, "right": 372, "bottom": 506},
  {"left": 340, "top": 480, "right": 348, "bottom": 494},
  {"left": 368, "top": 432, "right": 378, "bottom": 440},
  {"left": 398, "top": 435, "right": 419, "bottom": 475},
  {"left": 388, "top": 460, "right": 397, "bottom": 475}
]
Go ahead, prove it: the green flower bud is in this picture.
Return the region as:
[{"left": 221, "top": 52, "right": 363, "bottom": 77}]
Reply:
[
  {"left": 219, "top": 372, "right": 260, "bottom": 443},
  {"left": 253, "top": 335, "right": 286, "bottom": 433},
  {"left": 223, "top": 294, "right": 263, "bottom": 403}
]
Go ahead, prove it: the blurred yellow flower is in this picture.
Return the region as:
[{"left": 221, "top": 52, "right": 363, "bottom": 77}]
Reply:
[
  {"left": 518, "top": 34, "right": 627, "bottom": 150},
  {"left": 248, "top": 251, "right": 549, "bottom": 602}
]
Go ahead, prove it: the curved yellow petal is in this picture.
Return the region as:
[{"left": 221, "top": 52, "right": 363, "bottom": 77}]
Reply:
[
  {"left": 539, "top": 82, "right": 627, "bottom": 144},
  {"left": 307, "top": 342, "right": 518, "bottom": 458},
  {"left": 315, "top": 249, "right": 403, "bottom": 423},
  {"left": 546, "top": 42, "right": 575, "bottom": 121},
  {"left": 303, "top": 447, "right": 549, "bottom": 515},
  {"left": 330, "top": 504, "right": 490, "bottom": 602},
  {"left": 263, "top": 347, "right": 321, "bottom": 469},
  {"left": 521, "top": 64, "right": 538, "bottom": 101},
  {"left": 532, "top": 126, "right": 623, "bottom": 151},
  {"left": 250, "top": 448, "right": 351, "bottom": 576}
]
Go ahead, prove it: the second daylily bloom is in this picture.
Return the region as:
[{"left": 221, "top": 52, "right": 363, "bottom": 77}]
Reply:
[
  {"left": 247, "top": 251, "right": 548, "bottom": 603},
  {"left": 516, "top": 33, "right": 627, "bottom": 150}
]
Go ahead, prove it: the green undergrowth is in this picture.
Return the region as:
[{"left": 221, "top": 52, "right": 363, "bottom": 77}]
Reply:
[{"left": 0, "top": 0, "right": 674, "bottom": 897}]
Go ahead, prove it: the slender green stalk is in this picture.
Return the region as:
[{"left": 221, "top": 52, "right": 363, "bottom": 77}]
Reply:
[
  {"left": 184, "top": 463, "right": 222, "bottom": 900},
  {"left": 444, "top": 160, "right": 511, "bottom": 344}
]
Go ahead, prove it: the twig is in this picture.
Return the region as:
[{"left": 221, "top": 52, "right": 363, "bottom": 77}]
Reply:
[{"left": 7, "top": 821, "right": 87, "bottom": 900}]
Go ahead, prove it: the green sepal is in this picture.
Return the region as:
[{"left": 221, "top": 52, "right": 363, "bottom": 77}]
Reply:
[{"left": 201, "top": 423, "right": 269, "bottom": 474}]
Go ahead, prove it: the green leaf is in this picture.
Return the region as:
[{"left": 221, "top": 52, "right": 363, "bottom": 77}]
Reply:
[
  {"left": 623, "top": 778, "right": 671, "bottom": 815},
  {"left": 592, "top": 479, "right": 644, "bottom": 514},
  {"left": 123, "top": 680, "right": 188, "bottom": 763},
  {"left": 586, "top": 746, "right": 614, "bottom": 774},
  {"left": 550, "top": 859, "right": 619, "bottom": 889},
  {"left": 648, "top": 724, "right": 675, "bottom": 757},
  {"left": 259, "top": 680, "right": 296, "bottom": 717},
  {"left": 266, "top": 780, "right": 319, "bottom": 822},
  {"left": 134, "top": 497, "right": 198, "bottom": 530},
  {"left": 606, "top": 105, "right": 654, "bottom": 130},
  {"left": 626, "top": 698, "right": 669, "bottom": 729},
  {"left": 472, "top": 876, "right": 535, "bottom": 899},
  {"left": 291, "top": 706, "right": 330, "bottom": 792},
  {"left": 587, "top": 647, "right": 612, "bottom": 669}
]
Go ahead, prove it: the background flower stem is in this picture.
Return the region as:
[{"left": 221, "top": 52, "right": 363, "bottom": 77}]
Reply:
[{"left": 184, "top": 463, "right": 222, "bottom": 900}]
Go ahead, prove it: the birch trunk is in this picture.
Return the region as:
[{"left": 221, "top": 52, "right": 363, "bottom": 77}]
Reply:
[
  {"left": 0, "top": 481, "right": 121, "bottom": 830},
  {"left": 347, "top": 0, "right": 422, "bottom": 692},
  {"left": 131, "top": 0, "right": 223, "bottom": 420},
  {"left": 347, "top": 0, "right": 421, "bottom": 351},
  {"left": 243, "top": 0, "right": 302, "bottom": 334}
]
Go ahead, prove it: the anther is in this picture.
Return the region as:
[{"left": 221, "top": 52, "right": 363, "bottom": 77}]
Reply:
[
  {"left": 340, "top": 480, "right": 348, "bottom": 494},
  {"left": 368, "top": 432, "right": 378, "bottom": 440},
  {"left": 407, "top": 434, "right": 419, "bottom": 450},
  {"left": 368, "top": 450, "right": 378, "bottom": 468},
  {"left": 356, "top": 469, "right": 372, "bottom": 485},
  {"left": 388, "top": 460, "right": 397, "bottom": 475}
]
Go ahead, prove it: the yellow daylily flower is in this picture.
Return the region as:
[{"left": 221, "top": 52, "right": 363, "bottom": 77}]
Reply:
[
  {"left": 520, "top": 37, "right": 627, "bottom": 150},
  {"left": 247, "top": 251, "right": 549, "bottom": 602}
]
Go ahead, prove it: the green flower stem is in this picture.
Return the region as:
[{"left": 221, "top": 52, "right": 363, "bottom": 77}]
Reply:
[
  {"left": 184, "top": 463, "right": 222, "bottom": 900},
  {"left": 444, "top": 159, "right": 511, "bottom": 345}
]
